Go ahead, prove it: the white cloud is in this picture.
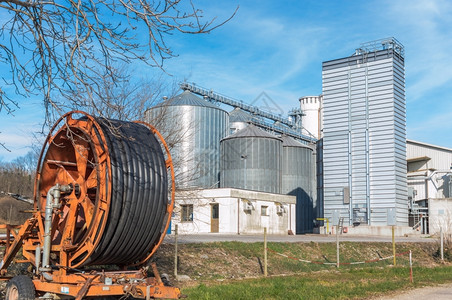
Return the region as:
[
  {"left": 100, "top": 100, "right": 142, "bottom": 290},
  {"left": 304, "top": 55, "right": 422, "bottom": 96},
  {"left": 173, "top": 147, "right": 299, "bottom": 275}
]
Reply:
[{"left": 165, "top": 6, "right": 327, "bottom": 112}]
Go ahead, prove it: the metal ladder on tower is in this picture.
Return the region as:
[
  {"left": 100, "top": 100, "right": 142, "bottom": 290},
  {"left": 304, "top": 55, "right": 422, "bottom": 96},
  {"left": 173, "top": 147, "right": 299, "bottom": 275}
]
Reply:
[{"left": 338, "top": 217, "right": 345, "bottom": 234}]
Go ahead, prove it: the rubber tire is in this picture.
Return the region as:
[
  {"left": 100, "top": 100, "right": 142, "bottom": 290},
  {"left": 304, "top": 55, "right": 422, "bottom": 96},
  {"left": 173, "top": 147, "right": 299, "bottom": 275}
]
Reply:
[{"left": 5, "top": 275, "right": 35, "bottom": 300}]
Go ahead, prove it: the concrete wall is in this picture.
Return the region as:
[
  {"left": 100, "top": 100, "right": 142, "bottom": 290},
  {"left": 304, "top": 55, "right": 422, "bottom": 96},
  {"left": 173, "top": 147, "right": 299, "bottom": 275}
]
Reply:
[
  {"left": 429, "top": 199, "right": 452, "bottom": 235},
  {"left": 171, "top": 188, "right": 296, "bottom": 235}
]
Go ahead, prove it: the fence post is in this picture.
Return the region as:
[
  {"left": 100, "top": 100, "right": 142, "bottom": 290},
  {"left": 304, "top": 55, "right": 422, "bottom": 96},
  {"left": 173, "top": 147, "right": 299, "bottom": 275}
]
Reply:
[
  {"left": 440, "top": 227, "right": 444, "bottom": 261},
  {"left": 409, "top": 250, "right": 413, "bottom": 283},
  {"left": 336, "top": 225, "right": 340, "bottom": 268},
  {"left": 174, "top": 224, "right": 178, "bottom": 278},
  {"left": 392, "top": 225, "right": 396, "bottom": 266},
  {"left": 264, "top": 227, "right": 268, "bottom": 277}
]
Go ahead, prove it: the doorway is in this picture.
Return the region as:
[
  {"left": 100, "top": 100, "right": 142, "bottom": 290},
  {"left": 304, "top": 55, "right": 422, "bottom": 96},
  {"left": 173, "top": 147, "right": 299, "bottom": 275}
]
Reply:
[{"left": 211, "top": 203, "right": 219, "bottom": 233}]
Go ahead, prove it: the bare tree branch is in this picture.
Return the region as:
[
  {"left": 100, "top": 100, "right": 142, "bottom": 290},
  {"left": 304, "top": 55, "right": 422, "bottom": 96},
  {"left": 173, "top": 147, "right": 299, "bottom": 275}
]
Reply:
[{"left": 0, "top": 1, "right": 237, "bottom": 125}]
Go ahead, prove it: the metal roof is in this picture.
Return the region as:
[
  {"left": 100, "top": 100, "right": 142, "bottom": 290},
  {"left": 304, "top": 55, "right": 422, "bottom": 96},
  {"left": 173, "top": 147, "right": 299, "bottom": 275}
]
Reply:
[
  {"left": 157, "top": 90, "right": 219, "bottom": 108},
  {"left": 407, "top": 139, "right": 452, "bottom": 153},
  {"left": 229, "top": 108, "right": 252, "bottom": 123},
  {"left": 279, "top": 135, "right": 313, "bottom": 149},
  {"left": 222, "top": 124, "right": 281, "bottom": 141}
]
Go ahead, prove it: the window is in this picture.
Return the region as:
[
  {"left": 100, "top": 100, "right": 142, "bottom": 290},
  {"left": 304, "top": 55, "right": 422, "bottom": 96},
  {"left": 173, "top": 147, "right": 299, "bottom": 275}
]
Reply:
[
  {"left": 261, "top": 205, "right": 268, "bottom": 216},
  {"left": 211, "top": 204, "right": 219, "bottom": 219},
  {"left": 181, "top": 204, "right": 193, "bottom": 222}
]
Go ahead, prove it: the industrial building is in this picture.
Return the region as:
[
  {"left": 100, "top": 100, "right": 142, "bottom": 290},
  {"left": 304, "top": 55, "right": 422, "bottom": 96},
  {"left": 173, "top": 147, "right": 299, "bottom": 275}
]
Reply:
[
  {"left": 321, "top": 38, "right": 408, "bottom": 231},
  {"left": 146, "top": 37, "right": 451, "bottom": 237},
  {"left": 145, "top": 91, "right": 309, "bottom": 234},
  {"left": 174, "top": 188, "right": 296, "bottom": 235},
  {"left": 407, "top": 140, "right": 452, "bottom": 235}
]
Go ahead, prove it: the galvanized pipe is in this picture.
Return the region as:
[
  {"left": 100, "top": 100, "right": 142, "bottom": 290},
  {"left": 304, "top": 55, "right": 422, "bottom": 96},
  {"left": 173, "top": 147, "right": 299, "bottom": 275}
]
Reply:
[
  {"left": 35, "top": 245, "right": 41, "bottom": 274},
  {"left": 407, "top": 170, "right": 452, "bottom": 180},
  {"left": 364, "top": 64, "right": 371, "bottom": 225},
  {"left": 347, "top": 70, "right": 353, "bottom": 225},
  {"left": 41, "top": 184, "right": 72, "bottom": 271}
]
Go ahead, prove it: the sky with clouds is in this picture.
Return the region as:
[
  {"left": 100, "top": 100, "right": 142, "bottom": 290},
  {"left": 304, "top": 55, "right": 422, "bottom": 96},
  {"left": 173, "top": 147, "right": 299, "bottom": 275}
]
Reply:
[{"left": 1, "top": 0, "right": 452, "bottom": 161}]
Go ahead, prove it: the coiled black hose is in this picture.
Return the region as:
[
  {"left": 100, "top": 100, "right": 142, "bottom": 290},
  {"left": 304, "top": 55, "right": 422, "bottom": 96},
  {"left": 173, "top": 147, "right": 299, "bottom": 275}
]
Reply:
[{"left": 85, "top": 119, "right": 168, "bottom": 266}]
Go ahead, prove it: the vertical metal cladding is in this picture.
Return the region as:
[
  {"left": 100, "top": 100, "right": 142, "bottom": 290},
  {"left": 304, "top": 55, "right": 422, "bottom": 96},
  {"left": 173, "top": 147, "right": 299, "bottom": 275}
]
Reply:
[
  {"left": 220, "top": 124, "right": 282, "bottom": 193},
  {"left": 322, "top": 38, "right": 407, "bottom": 226},
  {"left": 145, "top": 91, "right": 229, "bottom": 189},
  {"left": 280, "top": 135, "right": 316, "bottom": 234}
]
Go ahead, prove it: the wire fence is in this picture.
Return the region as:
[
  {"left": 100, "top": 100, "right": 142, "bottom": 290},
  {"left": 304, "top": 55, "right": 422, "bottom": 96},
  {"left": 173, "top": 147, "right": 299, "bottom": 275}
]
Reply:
[
  {"left": 156, "top": 225, "right": 425, "bottom": 284},
  {"left": 267, "top": 247, "right": 411, "bottom": 266}
]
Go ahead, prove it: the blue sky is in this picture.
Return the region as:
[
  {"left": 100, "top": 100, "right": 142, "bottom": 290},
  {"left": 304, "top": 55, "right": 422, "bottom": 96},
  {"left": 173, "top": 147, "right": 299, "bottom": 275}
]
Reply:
[{"left": 1, "top": 0, "right": 452, "bottom": 161}]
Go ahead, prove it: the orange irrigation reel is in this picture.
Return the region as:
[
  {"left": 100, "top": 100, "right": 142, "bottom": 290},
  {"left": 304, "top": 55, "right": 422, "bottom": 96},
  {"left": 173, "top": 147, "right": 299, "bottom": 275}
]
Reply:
[{"left": 0, "top": 111, "right": 179, "bottom": 299}]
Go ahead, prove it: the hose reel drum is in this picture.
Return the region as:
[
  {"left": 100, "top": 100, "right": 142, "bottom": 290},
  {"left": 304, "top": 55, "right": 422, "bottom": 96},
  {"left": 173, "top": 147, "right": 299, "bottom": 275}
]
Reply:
[{"left": 32, "top": 111, "right": 175, "bottom": 268}]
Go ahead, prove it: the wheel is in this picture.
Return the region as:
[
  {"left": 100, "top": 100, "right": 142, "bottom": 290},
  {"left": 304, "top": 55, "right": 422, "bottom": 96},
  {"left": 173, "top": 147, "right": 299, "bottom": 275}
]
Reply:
[{"left": 5, "top": 275, "right": 35, "bottom": 300}]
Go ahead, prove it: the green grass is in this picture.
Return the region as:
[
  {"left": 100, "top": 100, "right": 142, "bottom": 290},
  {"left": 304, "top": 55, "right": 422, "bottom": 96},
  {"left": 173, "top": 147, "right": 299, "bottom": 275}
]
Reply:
[
  {"left": 182, "top": 266, "right": 452, "bottom": 299},
  {"left": 161, "top": 241, "right": 447, "bottom": 299},
  {"left": 153, "top": 240, "right": 441, "bottom": 283},
  {"left": 2, "top": 239, "right": 445, "bottom": 299}
]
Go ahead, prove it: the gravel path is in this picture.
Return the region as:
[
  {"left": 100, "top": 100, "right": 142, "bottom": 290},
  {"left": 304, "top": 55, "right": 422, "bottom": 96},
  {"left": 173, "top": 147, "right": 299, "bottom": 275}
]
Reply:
[
  {"left": 164, "top": 233, "right": 435, "bottom": 244},
  {"left": 373, "top": 283, "right": 452, "bottom": 300}
]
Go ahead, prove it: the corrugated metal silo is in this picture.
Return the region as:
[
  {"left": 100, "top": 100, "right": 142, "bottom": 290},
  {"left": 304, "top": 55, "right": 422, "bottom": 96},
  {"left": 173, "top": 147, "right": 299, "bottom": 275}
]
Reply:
[
  {"left": 280, "top": 135, "right": 316, "bottom": 234},
  {"left": 220, "top": 124, "right": 282, "bottom": 193},
  {"left": 145, "top": 90, "right": 229, "bottom": 189},
  {"left": 229, "top": 108, "right": 252, "bottom": 134}
]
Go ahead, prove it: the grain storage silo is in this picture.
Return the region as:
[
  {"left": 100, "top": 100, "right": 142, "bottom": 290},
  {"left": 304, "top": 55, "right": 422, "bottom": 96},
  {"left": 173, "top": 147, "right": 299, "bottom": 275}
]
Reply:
[
  {"left": 145, "top": 90, "right": 229, "bottom": 189},
  {"left": 229, "top": 108, "right": 252, "bottom": 134},
  {"left": 280, "top": 135, "right": 316, "bottom": 234},
  {"left": 220, "top": 124, "right": 282, "bottom": 193}
]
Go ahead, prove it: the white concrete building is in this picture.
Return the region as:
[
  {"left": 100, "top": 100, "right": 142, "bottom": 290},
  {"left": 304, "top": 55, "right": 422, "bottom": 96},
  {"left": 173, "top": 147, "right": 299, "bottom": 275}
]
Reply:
[
  {"left": 407, "top": 139, "right": 452, "bottom": 234},
  {"left": 171, "top": 188, "right": 296, "bottom": 235}
]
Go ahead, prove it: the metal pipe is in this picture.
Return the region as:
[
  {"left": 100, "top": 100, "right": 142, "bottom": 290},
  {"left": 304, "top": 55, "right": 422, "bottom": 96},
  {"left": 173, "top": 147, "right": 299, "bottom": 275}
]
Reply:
[
  {"left": 237, "top": 198, "right": 240, "bottom": 235},
  {"left": 41, "top": 184, "right": 59, "bottom": 271},
  {"left": 41, "top": 184, "right": 72, "bottom": 271},
  {"left": 35, "top": 245, "right": 41, "bottom": 275},
  {"left": 364, "top": 64, "right": 370, "bottom": 225},
  {"left": 347, "top": 70, "right": 353, "bottom": 225},
  {"left": 42, "top": 272, "right": 53, "bottom": 281},
  {"left": 407, "top": 170, "right": 452, "bottom": 180}
]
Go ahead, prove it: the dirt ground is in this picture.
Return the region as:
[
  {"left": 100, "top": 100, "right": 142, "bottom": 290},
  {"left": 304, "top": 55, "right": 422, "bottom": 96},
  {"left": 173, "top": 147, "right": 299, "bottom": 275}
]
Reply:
[{"left": 152, "top": 241, "right": 441, "bottom": 288}]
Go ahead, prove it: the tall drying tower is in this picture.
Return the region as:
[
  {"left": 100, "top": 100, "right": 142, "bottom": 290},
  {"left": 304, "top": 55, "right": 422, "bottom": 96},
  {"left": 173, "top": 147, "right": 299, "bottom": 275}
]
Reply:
[{"left": 322, "top": 38, "right": 407, "bottom": 226}]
